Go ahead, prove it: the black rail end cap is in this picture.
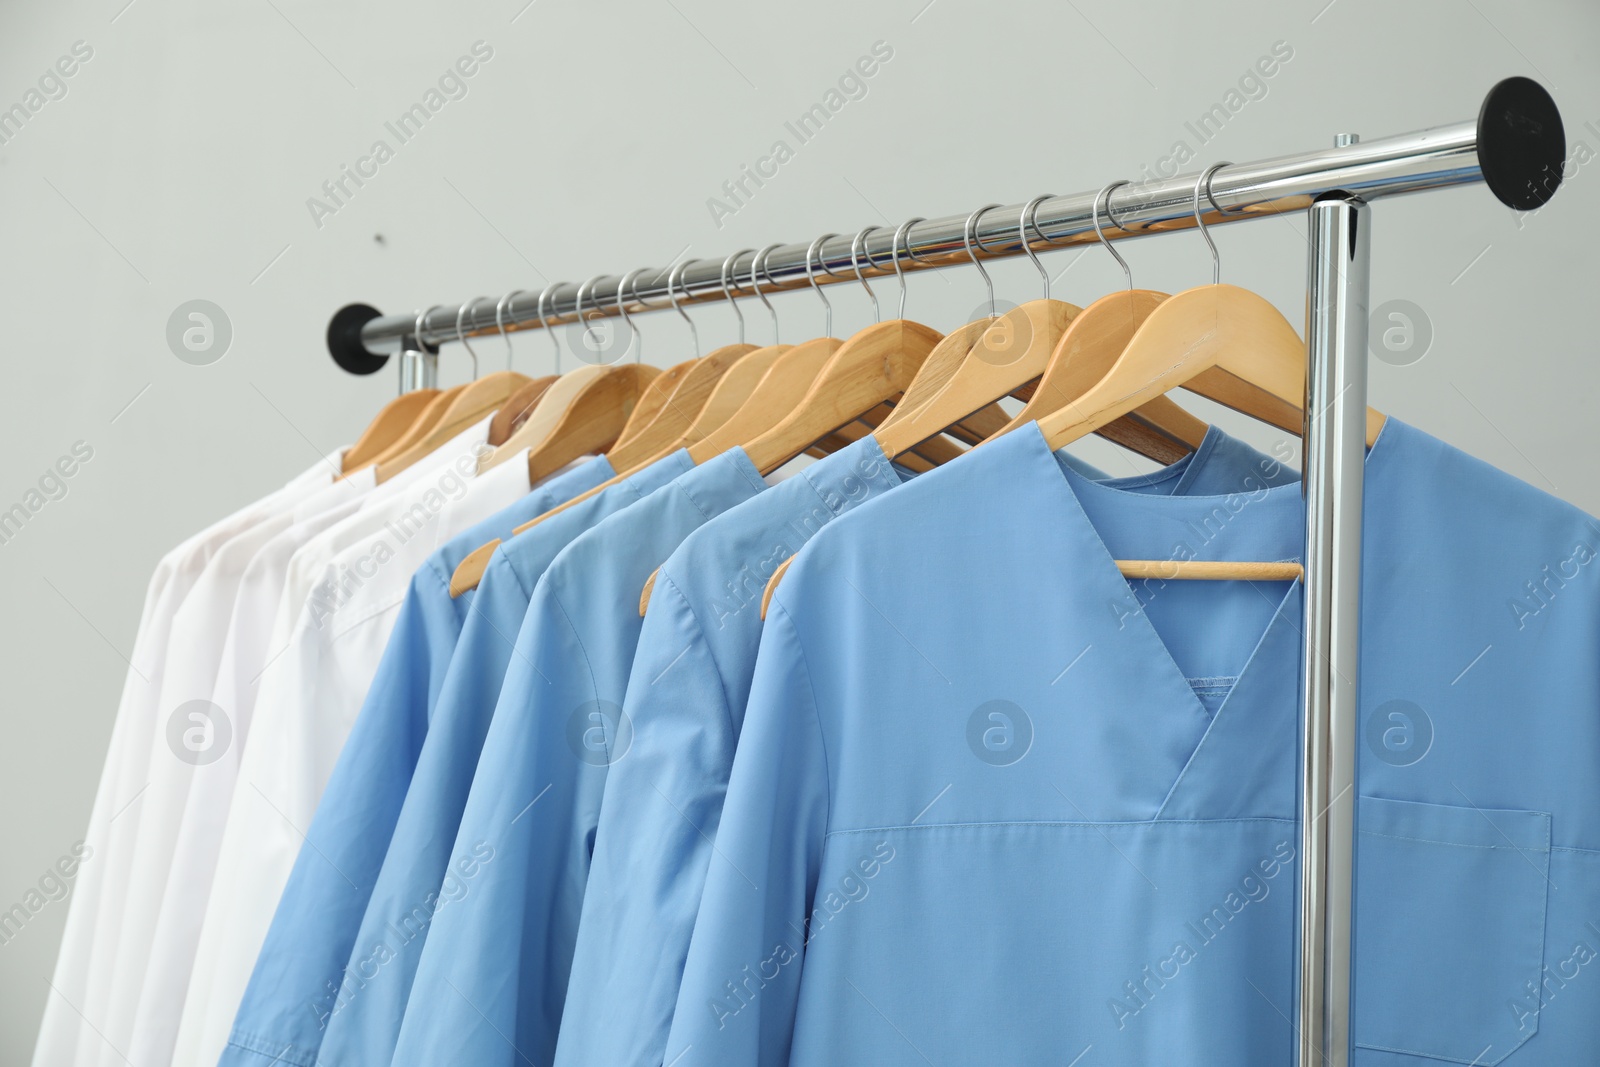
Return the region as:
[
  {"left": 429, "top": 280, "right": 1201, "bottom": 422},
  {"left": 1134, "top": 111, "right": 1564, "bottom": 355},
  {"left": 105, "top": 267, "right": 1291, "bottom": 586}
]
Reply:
[
  {"left": 327, "top": 303, "right": 388, "bottom": 375},
  {"left": 1478, "top": 76, "right": 1565, "bottom": 211}
]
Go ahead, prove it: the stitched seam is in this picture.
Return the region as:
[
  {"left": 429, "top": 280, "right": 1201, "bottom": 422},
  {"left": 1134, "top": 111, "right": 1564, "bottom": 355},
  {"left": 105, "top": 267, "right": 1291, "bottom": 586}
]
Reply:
[
  {"left": 826, "top": 816, "right": 1296, "bottom": 838},
  {"left": 657, "top": 570, "right": 740, "bottom": 741},
  {"left": 1360, "top": 828, "right": 1550, "bottom": 852},
  {"left": 546, "top": 585, "right": 607, "bottom": 759},
  {"left": 225, "top": 1030, "right": 316, "bottom": 1067},
  {"left": 730, "top": 449, "right": 770, "bottom": 495},
  {"left": 671, "top": 479, "right": 715, "bottom": 524},
  {"left": 770, "top": 599, "right": 832, "bottom": 836}
]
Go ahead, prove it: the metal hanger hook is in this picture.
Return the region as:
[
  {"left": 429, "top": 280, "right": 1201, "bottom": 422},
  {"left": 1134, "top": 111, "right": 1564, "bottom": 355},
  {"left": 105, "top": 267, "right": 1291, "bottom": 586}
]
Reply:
[
  {"left": 1093, "top": 181, "right": 1133, "bottom": 290},
  {"left": 492, "top": 292, "right": 531, "bottom": 375},
  {"left": 890, "top": 217, "right": 924, "bottom": 320},
  {"left": 751, "top": 244, "right": 782, "bottom": 345},
  {"left": 453, "top": 298, "right": 485, "bottom": 379},
  {"left": 805, "top": 233, "right": 838, "bottom": 337},
  {"left": 412, "top": 305, "right": 446, "bottom": 354},
  {"left": 851, "top": 225, "right": 883, "bottom": 324},
  {"left": 668, "top": 259, "right": 701, "bottom": 358},
  {"left": 534, "top": 285, "right": 562, "bottom": 373},
  {"left": 1193, "top": 162, "right": 1231, "bottom": 285},
  {"left": 963, "top": 204, "right": 1002, "bottom": 319},
  {"left": 626, "top": 269, "right": 658, "bottom": 364},
  {"left": 1020, "top": 195, "right": 1055, "bottom": 301},
  {"left": 615, "top": 268, "right": 645, "bottom": 363},
  {"left": 574, "top": 275, "right": 608, "bottom": 363},
  {"left": 721, "top": 249, "right": 753, "bottom": 345}
]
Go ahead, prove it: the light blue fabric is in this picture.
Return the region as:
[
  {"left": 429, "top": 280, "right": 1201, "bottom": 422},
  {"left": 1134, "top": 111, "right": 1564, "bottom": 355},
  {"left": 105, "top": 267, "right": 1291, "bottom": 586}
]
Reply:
[
  {"left": 665, "top": 419, "right": 1600, "bottom": 1065},
  {"left": 219, "top": 457, "right": 612, "bottom": 1067},
  {"left": 390, "top": 448, "right": 771, "bottom": 1067},
  {"left": 304, "top": 451, "right": 695, "bottom": 1067},
  {"left": 554, "top": 427, "right": 1296, "bottom": 1067}
]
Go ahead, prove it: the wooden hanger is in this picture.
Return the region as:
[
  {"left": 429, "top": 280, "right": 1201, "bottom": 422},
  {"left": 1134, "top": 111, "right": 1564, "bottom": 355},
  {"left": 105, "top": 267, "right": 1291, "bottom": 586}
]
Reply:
[
  {"left": 872, "top": 318, "right": 991, "bottom": 432},
  {"left": 1036, "top": 283, "right": 1385, "bottom": 449},
  {"left": 998, "top": 288, "right": 1209, "bottom": 462},
  {"left": 524, "top": 362, "right": 660, "bottom": 482},
  {"left": 375, "top": 371, "right": 530, "bottom": 482},
  {"left": 1034, "top": 282, "right": 1383, "bottom": 581},
  {"left": 879, "top": 199, "right": 1207, "bottom": 465},
  {"left": 740, "top": 317, "right": 945, "bottom": 475},
  {"left": 478, "top": 364, "right": 609, "bottom": 472},
  {"left": 684, "top": 338, "right": 831, "bottom": 463},
  {"left": 611, "top": 358, "right": 697, "bottom": 453},
  {"left": 488, "top": 375, "right": 556, "bottom": 445},
  {"left": 374, "top": 299, "right": 544, "bottom": 481},
  {"left": 603, "top": 342, "right": 756, "bottom": 471},
  {"left": 367, "top": 385, "right": 462, "bottom": 469},
  {"left": 341, "top": 388, "right": 440, "bottom": 474}
]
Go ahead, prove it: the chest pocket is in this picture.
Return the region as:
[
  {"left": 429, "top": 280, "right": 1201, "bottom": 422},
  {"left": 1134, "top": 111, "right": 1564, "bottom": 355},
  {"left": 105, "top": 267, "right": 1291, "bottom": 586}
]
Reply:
[{"left": 1354, "top": 796, "right": 1551, "bottom": 1064}]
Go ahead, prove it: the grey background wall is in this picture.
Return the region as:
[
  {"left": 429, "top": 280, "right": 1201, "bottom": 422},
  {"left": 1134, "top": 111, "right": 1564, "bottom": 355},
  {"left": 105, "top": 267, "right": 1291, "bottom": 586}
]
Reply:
[{"left": 1, "top": 0, "right": 1595, "bottom": 1059}]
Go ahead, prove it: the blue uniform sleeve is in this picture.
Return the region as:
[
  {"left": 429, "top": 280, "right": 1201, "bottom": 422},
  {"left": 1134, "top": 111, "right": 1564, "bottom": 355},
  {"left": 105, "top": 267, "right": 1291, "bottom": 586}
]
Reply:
[
  {"left": 553, "top": 573, "right": 738, "bottom": 1067},
  {"left": 663, "top": 600, "right": 831, "bottom": 1067},
  {"left": 390, "top": 585, "right": 604, "bottom": 1067},
  {"left": 221, "top": 569, "right": 459, "bottom": 1067},
  {"left": 312, "top": 554, "right": 532, "bottom": 1067}
]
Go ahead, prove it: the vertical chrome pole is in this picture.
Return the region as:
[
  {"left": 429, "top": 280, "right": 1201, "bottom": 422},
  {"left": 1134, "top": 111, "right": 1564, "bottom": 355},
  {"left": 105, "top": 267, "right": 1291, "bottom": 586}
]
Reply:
[
  {"left": 397, "top": 338, "right": 438, "bottom": 393},
  {"left": 1299, "top": 143, "right": 1370, "bottom": 1066}
]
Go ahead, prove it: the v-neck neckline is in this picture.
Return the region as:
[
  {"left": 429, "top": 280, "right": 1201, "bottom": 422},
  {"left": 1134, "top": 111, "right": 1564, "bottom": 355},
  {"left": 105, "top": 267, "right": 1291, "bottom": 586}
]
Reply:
[{"left": 1019, "top": 421, "right": 1386, "bottom": 724}]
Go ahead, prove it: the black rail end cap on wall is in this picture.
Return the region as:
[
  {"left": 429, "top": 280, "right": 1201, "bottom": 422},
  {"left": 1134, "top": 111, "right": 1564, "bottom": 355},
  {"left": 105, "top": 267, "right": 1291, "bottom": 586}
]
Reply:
[
  {"left": 1479, "top": 76, "right": 1566, "bottom": 211},
  {"left": 327, "top": 303, "right": 388, "bottom": 375}
]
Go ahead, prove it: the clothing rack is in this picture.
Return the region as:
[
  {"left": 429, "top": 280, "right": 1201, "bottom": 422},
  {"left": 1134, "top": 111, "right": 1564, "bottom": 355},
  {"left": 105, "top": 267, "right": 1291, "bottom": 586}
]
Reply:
[{"left": 323, "top": 77, "right": 1566, "bottom": 1066}]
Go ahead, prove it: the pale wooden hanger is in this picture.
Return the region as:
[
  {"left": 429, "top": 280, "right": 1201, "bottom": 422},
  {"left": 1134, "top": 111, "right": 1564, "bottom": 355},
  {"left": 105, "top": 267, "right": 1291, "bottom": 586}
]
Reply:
[
  {"left": 523, "top": 362, "right": 660, "bottom": 482},
  {"left": 480, "top": 275, "right": 655, "bottom": 473},
  {"left": 738, "top": 230, "right": 951, "bottom": 476},
  {"left": 878, "top": 194, "right": 1206, "bottom": 464},
  {"left": 1032, "top": 169, "right": 1382, "bottom": 582},
  {"left": 341, "top": 388, "right": 439, "bottom": 474},
  {"left": 489, "top": 376, "right": 555, "bottom": 445},
  {"left": 452, "top": 254, "right": 786, "bottom": 596},
  {"left": 836, "top": 221, "right": 1013, "bottom": 466},
  {"left": 485, "top": 290, "right": 557, "bottom": 445},
  {"left": 759, "top": 174, "right": 1326, "bottom": 613},
  {"left": 594, "top": 259, "right": 758, "bottom": 470},
  {"left": 367, "top": 384, "right": 462, "bottom": 469},
  {"left": 375, "top": 302, "right": 532, "bottom": 482}
]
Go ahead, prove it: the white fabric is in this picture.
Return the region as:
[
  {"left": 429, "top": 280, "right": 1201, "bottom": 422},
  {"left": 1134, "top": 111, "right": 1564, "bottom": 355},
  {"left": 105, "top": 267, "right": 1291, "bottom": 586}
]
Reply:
[
  {"left": 125, "top": 471, "right": 378, "bottom": 1067},
  {"left": 33, "top": 453, "right": 343, "bottom": 1067},
  {"left": 171, "top": 425, "right": 532, "bottom": 1067}
]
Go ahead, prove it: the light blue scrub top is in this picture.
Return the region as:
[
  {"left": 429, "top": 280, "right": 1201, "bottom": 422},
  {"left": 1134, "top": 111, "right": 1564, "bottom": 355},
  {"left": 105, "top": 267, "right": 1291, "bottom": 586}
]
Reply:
[
  {"left": 218, "top": 457, "right": 612, "bottom": 1067},
  {"left": 306, "top": 452, "right": 697, "bottom": 1067},
  {"left": 666, "top": 419, "right": 1600, "bottom": 1065},
  {"left": 556, "top": 427, "right": 1299, "bottom": 1067},
  {"left": 390, "top": 449, "right": 771, "bottom": 1067}
]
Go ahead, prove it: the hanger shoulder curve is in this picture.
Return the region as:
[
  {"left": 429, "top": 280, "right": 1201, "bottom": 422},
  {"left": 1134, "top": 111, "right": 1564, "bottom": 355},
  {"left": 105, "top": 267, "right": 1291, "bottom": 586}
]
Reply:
[
  {"left": 678, "top": 344, "right": 785, "bottom": 446},
  {"left": 640, "top": 567, "right": 659, "bottom": 616},
  {"left": 740, "top": 320, "right": 943, "bottom": 475},
  {"left": 524, "top": 363, "right": 660, "bottom": 483},
  {"left": 488, "top": 375, "right": 557, "bottom": 446},
  {"left": 1035, "top": 284, "right": 1384, "bottom": 451},
  {"left": 760, "top": 555, "right": 795, "bottom": 619},
  {"left": 611, "top": 358, "right": 696, "bottom": 452},
  {"left": 375, "top": 372, "right": 531, "bottom": 481},
  {"left": 686, "top": 340, "right": 828, "bottom": 464},
  {"left": 874, "top": 318, "right": 990, "bottom": 433},
  {"left": 877, "top": 299, "right": 1081, "bottom": 458},
  {"left": 449, "top": 537, "right": 501, "bottom": 598},
  {"left": 479, "top": 364, "right": 609, "bottom": 473},
  {"left": 342, "top": 389, "right": 440, "bottom": 473},
  {"left": 604, "top": 343, "right": 755, "bottom": 472},
  {"left": 370, "top": 385, "right": 463, "bottom": 479}
]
